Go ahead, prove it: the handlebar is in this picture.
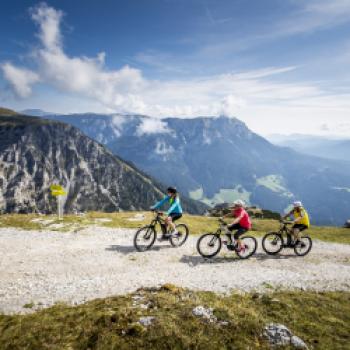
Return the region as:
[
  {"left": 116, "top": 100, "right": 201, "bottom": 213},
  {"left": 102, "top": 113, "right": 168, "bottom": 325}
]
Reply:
[
  {"left": 218, "top": 218, "right": 227, "bottom": 225},
  {"left": 280, "top": 220, "right": 293, "bottom": 225}
]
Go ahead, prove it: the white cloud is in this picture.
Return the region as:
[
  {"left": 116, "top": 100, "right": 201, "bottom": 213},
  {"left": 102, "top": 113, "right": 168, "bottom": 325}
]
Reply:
[
  {"left": 136, "top": 118, "right": 171, "bottom": 136},
  {"left": 28, "top": 3, "right": 146, "bottom": 113},
  {"left": 111, "top": 114, "right": 126, "bottom": 129},
  {"left": 276, "top": 0, "right": 350, "bottom": 35},
  {"left": 30, "top": 2, "right": 63, "bottom": 52},
  {"left": 1, "top": 63, "right": 40, "bottom": 98},
  {"left": 219, "top": 94, "right": 246, "bottom": 117},
  {"left": 2, "top": 2, "right": 350, "bottom": 137},
  {"left": 155, "top": 141, "right": 174, "bottom": 156},
  {"left": 1, "top": 3, "right": 312, "bottom": 118}
]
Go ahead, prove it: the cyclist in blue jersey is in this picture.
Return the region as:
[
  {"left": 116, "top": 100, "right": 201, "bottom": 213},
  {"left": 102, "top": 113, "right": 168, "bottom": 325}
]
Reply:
[{"left": 151, "top": 187, "right": 183, "bottom": 238}]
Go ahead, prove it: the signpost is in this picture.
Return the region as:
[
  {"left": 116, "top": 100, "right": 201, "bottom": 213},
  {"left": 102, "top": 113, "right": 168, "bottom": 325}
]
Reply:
[{"left": 50, "top": 184, "right": 67, "bottom": 219}]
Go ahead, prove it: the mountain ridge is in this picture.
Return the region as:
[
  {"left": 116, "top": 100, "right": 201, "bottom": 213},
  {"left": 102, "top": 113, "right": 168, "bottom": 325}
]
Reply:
[
  {"left": 0, "top": 112, "right": 207, "bottom": 214},
  {"left": 29, "top": 111, "right": 350, "bottom": 225},
  {"left": 270, "top": 134, "right": 350, "bottom": 162}
]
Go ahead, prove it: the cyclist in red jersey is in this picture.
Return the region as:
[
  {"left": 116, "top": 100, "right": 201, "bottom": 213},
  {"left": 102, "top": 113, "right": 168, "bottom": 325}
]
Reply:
[{"left": 223, "top": 200, "right": 252, "bottom": 251}]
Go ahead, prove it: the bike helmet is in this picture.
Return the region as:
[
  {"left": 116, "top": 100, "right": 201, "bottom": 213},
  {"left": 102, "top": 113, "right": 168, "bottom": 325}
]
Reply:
[
  {"left": 167, "top": 186, "right": 177, "bottom": 194},
  {"left": 293, "top": 201, "right": 302, "bottom": 208},
  {"left": 231, "top": 199, "right": 245, "bottom": 207}
]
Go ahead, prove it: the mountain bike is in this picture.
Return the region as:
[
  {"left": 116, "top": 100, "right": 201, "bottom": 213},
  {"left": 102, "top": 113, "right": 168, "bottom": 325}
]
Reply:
[
  {"left": 262, "top": 221, "right": 312, "bottom": 256},
  {"left": 134, "top": 211, "right": 189, "bottom": 252},
  {"left": 196, "top": 218, "right": 257, "bottom": 259}
]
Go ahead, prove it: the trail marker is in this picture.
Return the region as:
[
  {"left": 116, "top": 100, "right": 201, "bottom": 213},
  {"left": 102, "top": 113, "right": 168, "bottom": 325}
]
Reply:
[{"left": 50, "top": 184, "right": 67, "bottom": 219}]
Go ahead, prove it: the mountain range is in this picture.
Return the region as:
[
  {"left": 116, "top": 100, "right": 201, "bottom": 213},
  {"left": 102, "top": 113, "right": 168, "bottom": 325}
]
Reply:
[
  {"left": 28, "top": 111, "right": 350, "bottom": 225},
  {"left": 0, "top": 109, "right": 206, "bottom": 214},
  {"left": 269, "top": 134, "right": 350, "bottom": 162}
]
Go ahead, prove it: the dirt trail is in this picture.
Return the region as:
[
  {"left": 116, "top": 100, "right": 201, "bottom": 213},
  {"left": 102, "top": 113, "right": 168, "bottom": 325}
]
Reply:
[{"left": 1, "top": 227, "right": 350, "bottom": 314}]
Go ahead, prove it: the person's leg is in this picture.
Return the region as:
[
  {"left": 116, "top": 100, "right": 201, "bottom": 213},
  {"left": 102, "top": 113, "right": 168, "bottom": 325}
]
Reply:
[
  {"left": 292, "top": 225, "right": 302, "bottom": 242},
  {"left": 234, "top": 228, "right": 247, "bottom": 250},
  {"left": 165, "top": 216, "right": 176, "bottom": 232},
  {"left": 293, "top": 225, "right": 307, "bottom": 245},
  {"left": 227, "top": 224, "right": 240, "bottom": 244},
  {"left": 167, "top": 213, "right": 182, "bottom": 233}
]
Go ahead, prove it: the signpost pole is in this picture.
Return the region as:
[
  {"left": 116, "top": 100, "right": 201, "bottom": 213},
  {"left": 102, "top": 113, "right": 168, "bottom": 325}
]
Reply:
[
  {"left": 58, "top": 196, "right": 62, "bottom": 220},
  {"left": 50, "top": 184, "right": 66, "bottom": 220}
]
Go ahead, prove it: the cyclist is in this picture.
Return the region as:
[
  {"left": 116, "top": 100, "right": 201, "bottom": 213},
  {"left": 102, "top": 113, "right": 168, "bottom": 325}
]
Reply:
[
  {"left": 151, "top": 187, "right": 183, "bottom": 239},
  {"left": 223, "top": 199, "right": 252, "bottom": 252},
  {"left": 282, "top": 201, "right": 310, "bottom": 245}
]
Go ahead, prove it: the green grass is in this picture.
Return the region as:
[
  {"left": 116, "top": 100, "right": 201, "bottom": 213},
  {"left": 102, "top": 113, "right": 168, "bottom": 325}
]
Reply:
[
  {"left": 1, "top": 212, "right": 349, "bottom": 244},
  {"left": 0, "top": 287, "right": 349, "bottom": 349}
]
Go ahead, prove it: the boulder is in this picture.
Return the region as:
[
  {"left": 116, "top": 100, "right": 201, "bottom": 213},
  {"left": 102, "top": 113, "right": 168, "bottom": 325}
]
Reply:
[
  {"left": 138, "top": 316, "right": 155, "bottom": 327},
  {"left": 264, "top": 323, "right": 308, "bottom": 349},
  {"left": 192, "top": 306, "right": 217, "bottom": 323}
]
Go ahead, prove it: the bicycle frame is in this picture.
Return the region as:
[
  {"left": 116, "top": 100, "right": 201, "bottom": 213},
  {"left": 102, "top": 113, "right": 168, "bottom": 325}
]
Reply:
[
  {"left": 150, "top": 211, "right": 167, "bottom": 235},
  {"left": 214, "top": 220, "right": 235, "bottom": 239},
  {"left": 277, "top": 222, "right": 295, "bottom": 246}
]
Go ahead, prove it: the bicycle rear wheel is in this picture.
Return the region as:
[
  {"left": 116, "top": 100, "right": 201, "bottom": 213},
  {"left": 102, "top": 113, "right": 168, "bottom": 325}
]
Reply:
[
  {"left": 236, "top": 236, "right": 257, "bottom": 259},
  {"left": 294, "top": 236, "right": 312, "bottom": 256},
  {"left": 197, "top": 233, "right": 221, "bottom": 258},
  {"left": 262, "top": 232, "right": 283, "bottom": 255},
  {"left": 134, "top": 225, "right": 157, "bottom": 252},
  {"left": 169, "top": 223, "right": 189, "bottom": 247}
]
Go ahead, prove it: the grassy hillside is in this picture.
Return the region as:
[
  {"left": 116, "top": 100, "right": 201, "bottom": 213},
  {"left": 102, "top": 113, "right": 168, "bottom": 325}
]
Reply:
[
  {"left": 0, "top": 212, "right": 349, "bottom": 244},
  {"left": 0, "top": 286, "right": 349, "bottom": 349},
  {"left": 0, "top": 107, "right": 18, "bottom": 116}
]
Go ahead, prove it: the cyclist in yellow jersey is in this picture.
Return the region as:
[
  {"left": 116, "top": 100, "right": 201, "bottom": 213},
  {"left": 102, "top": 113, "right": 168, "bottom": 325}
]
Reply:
[{"left": 283, "top": 201, "right": 310, "bottom": 244}]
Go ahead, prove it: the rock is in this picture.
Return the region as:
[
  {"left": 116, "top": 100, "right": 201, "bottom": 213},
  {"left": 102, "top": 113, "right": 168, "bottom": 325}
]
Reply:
[
  {"left": 138, "top": 316, "right": 155, "bottom": 327},
  {"left": 192, "top": 306, "right": 217, "bottom": 323},
  {"left": 264, "top": 323, "right": 308, "bottom": 349},
  {"left": 291, "top": 335, "right": 308, "bottom": 349}
]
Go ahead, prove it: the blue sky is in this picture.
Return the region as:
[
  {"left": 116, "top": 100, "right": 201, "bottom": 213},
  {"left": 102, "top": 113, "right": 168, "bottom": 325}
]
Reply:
[{"left": 1, "top": 0, "right": 350, "bottom": 136}]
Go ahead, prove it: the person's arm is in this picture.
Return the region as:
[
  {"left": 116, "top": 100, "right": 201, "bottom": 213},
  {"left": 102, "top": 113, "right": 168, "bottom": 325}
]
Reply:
[
  {"left": 166, "top": 197, "right": 179, "bottom": 215},
  {"left": 230, "top": 212, "right": 244, "bottom": 226},
  {"left": 151, "top": 196, "right": 168, "bottom": 210},
  {"left": 293, "top": 210, "right": 304, "bottom": 223},
  {"left": 283, "top": 210, "right": 293, "bottom": 220}
]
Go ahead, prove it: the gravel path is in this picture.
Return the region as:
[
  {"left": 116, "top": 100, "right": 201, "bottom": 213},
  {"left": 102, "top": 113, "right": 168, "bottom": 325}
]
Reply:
[{"left": 1, "top": 227, "right": 350, "bottom": 314}]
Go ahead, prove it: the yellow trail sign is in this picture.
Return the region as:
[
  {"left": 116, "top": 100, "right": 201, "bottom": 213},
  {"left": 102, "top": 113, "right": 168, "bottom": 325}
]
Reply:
[
  {"left": 50, "top": 184, "right": 67, "bottom": 196},
  {"left": 50, "top": 184, "right": 66, "bottom": 219},
  {"left": 51, "top": 190, "right": 67, "bottom": 196}
]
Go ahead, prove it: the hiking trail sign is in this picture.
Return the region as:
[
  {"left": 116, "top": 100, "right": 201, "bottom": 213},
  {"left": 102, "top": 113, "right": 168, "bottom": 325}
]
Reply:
[{"left": 50, "top": 184, "right": 67, "bottom": 219}]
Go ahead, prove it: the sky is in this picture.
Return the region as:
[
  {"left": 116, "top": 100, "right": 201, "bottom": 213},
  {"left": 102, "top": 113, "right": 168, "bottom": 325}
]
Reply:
[{"left": 1, "top": 0, "right": 350, "bottom": 136}]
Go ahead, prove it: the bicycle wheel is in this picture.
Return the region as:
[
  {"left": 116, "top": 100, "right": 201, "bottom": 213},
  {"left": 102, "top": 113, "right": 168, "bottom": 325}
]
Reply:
[
  {"left": 262, "top": 232, "right": 283, "bottom": 255},
  {"left": 169, "top": 223, "right": 189, "bottom": 247},
  {"left": 134, "top": 225, "right": 157, "bottom": 252},
  {"left": 294, "top": 235, "right": 312, "bottom": 256},
  {"left": 236, "top": 236, "right": 257, "bottom": 259},
  {"left": 197, "top": 233, "right": 222, "bottom": 258}
]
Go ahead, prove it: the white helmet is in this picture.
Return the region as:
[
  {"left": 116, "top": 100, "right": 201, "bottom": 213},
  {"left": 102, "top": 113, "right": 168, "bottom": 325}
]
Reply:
[
  {"left": 293, "top": 201, "right": 302, "bottom": 208},
  {"left": 232, "top": 199, "right": 245, "bottom": 207}
]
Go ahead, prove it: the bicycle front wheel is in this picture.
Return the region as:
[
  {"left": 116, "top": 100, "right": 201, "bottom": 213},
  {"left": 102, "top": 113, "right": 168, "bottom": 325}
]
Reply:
[
  {"left": 294, "top": 236, "right": 312, "bottom": 256},
  {"left": 197, "top": 233, "right": 222, "bottom": 258},
  {"left": 169, "top": 223, "right": 189, "bottom": 247},
  {"left": 262, "top": 232, "right": 283, "bottom": 255},
  {"left": 236, "top": 236, "right": 257, "bottom": 259},
  {"left": 134, "top": 225, "right": 156, "bottom": 252}
]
